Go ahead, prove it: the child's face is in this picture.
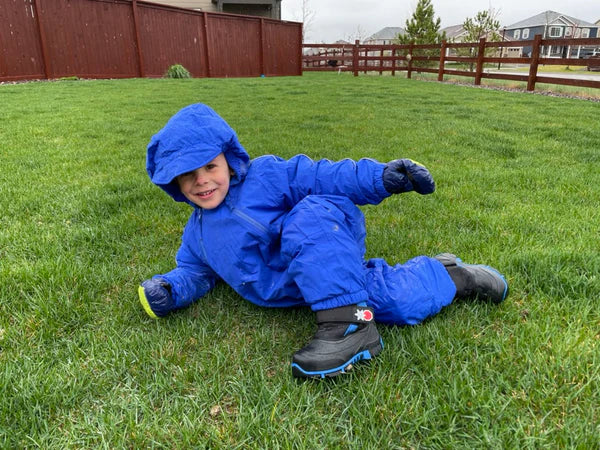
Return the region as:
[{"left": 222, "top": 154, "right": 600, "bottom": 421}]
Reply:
[{"left": 177, "top": 153, "right": 231, "bottom": 209}]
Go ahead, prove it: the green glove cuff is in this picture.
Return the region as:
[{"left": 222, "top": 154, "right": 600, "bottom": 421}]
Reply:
[{"left": 138, "top": 285, "right": 159, "bottom": 319}]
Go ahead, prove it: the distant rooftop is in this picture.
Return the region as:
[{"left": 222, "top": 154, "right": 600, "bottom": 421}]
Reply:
[
  {"left": 506, "top": 10, "right": 597, "bottom": 29},
  {"left": 442, "top": 24, "right": 466, "bottom": 40},
  {"left": 365, "top": 27, "right": 406, "bottom": 42}
]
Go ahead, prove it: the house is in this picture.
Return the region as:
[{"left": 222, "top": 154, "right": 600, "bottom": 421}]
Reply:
[
  {"left": 363, "top": 27, "right": 406, "bottom": 45},
  {"left": 442, "top": 24, "right": 467, "bottom": 43},
  {"left": 441, "top": 25, "right": 468, "bottom": 58},
  {"left": 441, "top": 24, "right": 518, "bottom": 58},
  {"left": 359, "top": 27, "right": 406, "bottom": 69},
  {"left": 503, "top": 10, "right": 599, "bottom": 58},
  {"left": 442, "top": 24, "right": 508, "bottom": 43},
  {"left": 143, "top": 0, "right": 282, "bottom": 20}
]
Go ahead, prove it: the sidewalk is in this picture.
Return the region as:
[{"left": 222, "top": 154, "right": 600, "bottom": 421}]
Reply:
[{"left": 486, "top": 68, "right": 600, "bottom": 82}]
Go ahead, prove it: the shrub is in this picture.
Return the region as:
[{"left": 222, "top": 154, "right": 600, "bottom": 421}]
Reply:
[{"left": 165, "top": 64, "right": 191, "bottom": 79}]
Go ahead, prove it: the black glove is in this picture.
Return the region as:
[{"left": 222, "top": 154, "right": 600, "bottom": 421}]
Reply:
[
  {"left": 382, "top": 159, "right": 435, "bottom": 195},
  {"left": 138, "top": 278, "right": 174, "bottom": 318}
]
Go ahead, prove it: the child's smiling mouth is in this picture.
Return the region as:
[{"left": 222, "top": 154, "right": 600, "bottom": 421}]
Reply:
[{"left": 197, "top": 189, "right": 216, "bottom": 198}]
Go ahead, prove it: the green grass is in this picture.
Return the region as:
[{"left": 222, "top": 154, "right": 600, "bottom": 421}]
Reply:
[{"left": 1, "top": 73, "right": 599, "bottom": 447}]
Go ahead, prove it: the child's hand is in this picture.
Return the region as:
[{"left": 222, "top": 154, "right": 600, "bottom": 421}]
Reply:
[
  {"left": 138, "top": 278, "right": 174, "bottom": 318},
  {"left": 382, "top": 159, "right": 435, "bottom": 195}
]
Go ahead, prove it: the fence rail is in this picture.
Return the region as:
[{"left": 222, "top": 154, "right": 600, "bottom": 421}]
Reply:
[
  {"left": 303, "top": 36, "right": 600, "bottom": 92},
  {"left": 0, "top": 0, "right": 302, "bottom": 82}
]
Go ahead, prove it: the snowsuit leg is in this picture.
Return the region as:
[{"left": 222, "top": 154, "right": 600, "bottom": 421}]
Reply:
[
  {"left": 281, "top": 195, "right": 370, "bottom": 311},
  {"left": 365, "top": 257, "right": 456, "bottom": 326},
  {"left": 280, "top": 194, "right": 456, "bottom": 323}
]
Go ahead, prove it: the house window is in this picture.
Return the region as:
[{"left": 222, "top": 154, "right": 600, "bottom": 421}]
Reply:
[
  {"left": 565, "top": 27, "right": 572, "bottom": 37},
  {"left": 514, "top": 29, "right": 521, "bottom": 39},
  {"left": 549, "top": 26, "right": 562, "bottom": 38},
  {"left": 582, "top": 28, "right": 590, "bottom": 38},
  {"left": 522, "top": 29, "right": 530, "bottom": 39}
]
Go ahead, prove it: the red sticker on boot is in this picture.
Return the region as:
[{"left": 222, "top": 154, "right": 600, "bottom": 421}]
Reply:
[{"left": 355, "top": 309, "right": 373, "bottom": 321}]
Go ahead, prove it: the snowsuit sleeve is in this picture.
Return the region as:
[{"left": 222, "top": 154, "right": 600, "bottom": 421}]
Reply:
[
  {"left": 283, "top": 154, "right": 392, "bottom": 206},
  {"left": 155, "top": 212, "right": 219, "bottom": 309}
]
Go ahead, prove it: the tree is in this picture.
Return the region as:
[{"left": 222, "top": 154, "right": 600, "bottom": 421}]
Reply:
[
  {"left": 345, "top": 25, "right": 368, "bottom": 44},
  {"left": 462, "top": 8, "right": 501, "bottom": 43},
  {"left": 395, "top": 0, "right": 446, "bottom": 45},
  {"left": 460, "top": 8, "right": 502, "bottom": 71},
  {"left": 299, "top": 0, "right": 316, "bottom": 42}
]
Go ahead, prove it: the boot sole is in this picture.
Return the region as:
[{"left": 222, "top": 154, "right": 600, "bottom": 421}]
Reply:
[{"left": 291, "top": 337, "right": 384, "bottom": 379}]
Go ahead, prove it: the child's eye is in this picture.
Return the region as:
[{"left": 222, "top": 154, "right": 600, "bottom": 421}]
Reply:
[
  {"left": 178, "top": 171, "right": 195, "bottom": 183},
  {"left": 205, "top": 164, "right": 216, "bottom": 170}
]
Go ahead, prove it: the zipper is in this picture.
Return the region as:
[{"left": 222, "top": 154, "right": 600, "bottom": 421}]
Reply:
[
  {"left": 198, "top": 209, "right": 210, "bottom": 262},
  {"left": 232, "top": 208, "right": 269, "bottom": 236}
]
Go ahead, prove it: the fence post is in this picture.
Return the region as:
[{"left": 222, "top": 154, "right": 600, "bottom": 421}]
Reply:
[
  {"left": 259, "top": 18, "right": 265, "bottom": 76},
  {"left": 407, "top": 43, "right": 414, "bottom": 79},
  {"left": 202, "top": 12, "right": 212, "bottom": 77},
  {"left": 131, "top": 0, "right": 145, "bottom": 77},
  {"left": 32, "top": 0, "right": 50, "bottom": 79},
  {"left": 527, "top": 34, "right": 542, "bottom": 91},
  {"left": 391, "top": 46, "right": 396, "bottom": 76},
  {"left": 475, "top": 37, "right": 486, "bottom": 85},
  {"left": 438, "top": 40, "right": 447, "bottom": 81},
  {"left": 298, "top": 24, "right": 303, "bottom": 75},
  {"left": 353, "top": 40, "right": 359, "bottom": 76}
]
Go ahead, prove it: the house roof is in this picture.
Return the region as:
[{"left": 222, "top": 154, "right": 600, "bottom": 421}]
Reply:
[
  {"left": 365, "top": 27, "right": 405, "bottom": 42},
  {"left": 442, "top": 24, "right": 466, "bottom": 40},
  {"left": 505, "top": 10, "right": 597, "bottom": 29}
]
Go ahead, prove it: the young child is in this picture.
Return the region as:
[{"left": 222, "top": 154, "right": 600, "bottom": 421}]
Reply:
[{"left": 139, "top": 103, "right": 509, "bottom": 379}]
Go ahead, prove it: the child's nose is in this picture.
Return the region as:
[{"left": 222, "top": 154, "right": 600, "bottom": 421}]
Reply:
[{"left": 194, "top": 171, "right": 207, "bottom": 185}]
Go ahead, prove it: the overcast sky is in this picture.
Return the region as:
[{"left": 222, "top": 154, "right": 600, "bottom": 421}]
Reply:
[{"left": 281, "top": 1, "right": 600, "bottom": 43}]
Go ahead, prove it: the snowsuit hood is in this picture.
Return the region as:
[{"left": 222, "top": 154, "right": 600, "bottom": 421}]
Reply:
[{"left": 146, "top": 103, "right": 250, "bottom": 203}]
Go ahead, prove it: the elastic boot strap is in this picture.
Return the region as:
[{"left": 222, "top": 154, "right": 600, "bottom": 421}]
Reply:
[{"left": 316, "top": 304, "right": 375, "bottom": 324}]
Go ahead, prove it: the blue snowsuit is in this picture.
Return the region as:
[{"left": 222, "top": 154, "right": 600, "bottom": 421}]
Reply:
[{"left": 146, "top": 104, "right": 456, "bottom": 325}]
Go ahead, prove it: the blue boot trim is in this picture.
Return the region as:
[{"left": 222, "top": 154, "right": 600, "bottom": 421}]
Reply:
[
  {"left": 291, "top": 337, "right": 383, "bottom": 379},
  {"left": 344, "top": 324, "right": 359, "bottom": 336}
]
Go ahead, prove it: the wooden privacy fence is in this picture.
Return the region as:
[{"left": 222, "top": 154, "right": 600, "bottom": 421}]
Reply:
[
  {"left": 0, "top": 0, "right": 302, "bottom": 82},
  {"left": 304, "top": 36, "right": 600, "bottom": 92}
]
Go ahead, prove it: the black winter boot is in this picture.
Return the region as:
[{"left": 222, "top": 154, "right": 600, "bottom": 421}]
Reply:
[
  {"left": 435, "top": 253, "right": 509, "bottom": 304},
  {"left": 291, "top": 304, "right": 383, "bottom": 379}
]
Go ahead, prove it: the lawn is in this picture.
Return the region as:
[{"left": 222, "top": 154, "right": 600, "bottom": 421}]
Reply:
[{"left": 1, "top": 73, "right": 599, "bottom": 448}]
